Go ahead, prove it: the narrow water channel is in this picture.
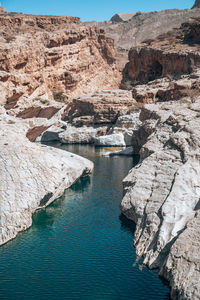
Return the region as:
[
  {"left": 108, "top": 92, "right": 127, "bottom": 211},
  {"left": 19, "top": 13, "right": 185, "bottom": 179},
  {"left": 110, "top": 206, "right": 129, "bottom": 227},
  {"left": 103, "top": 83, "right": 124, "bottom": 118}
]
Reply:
[{"left": 0, "top": 144, "right": 170, "bottom": 300}]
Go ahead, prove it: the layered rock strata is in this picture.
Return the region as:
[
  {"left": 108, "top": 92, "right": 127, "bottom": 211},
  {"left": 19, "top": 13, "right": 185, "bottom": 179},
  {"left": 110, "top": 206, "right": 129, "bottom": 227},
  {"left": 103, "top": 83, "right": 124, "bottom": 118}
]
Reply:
[
  {"left": 62, "top": 90, "right": 136, "bottom": 125},
  {"left": 131, "top": 70, "right": 200, "bottom": 104},
  {"left": 0, "top": 108, "right": 93, "bottom": 245},
  {"left": 122, "top": 18, "right": 200, "bottom": 86},
  {"left": 0, "top": 12, "right": 120, "bottom": 108},
  {"left": 121, "top": 99, "right": 200, "bottom": 299},
  {"left": 86, "top": 8, "right": 200, "bottom": 52},
  {"left": 36, "top": 90, "right": 141, "bottom": 146}
]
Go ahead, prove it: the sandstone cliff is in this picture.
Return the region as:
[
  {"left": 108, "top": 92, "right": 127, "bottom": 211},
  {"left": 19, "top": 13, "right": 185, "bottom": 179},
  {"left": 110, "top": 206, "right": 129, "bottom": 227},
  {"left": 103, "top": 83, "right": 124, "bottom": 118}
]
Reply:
[
  {"left": 0, "top": 12, "right": 120, "bottom": 109},
  {"left": 0, "top": 107, "right": 93, "bottom": 245},
  {"left": 122, "top": 18, "right": 200, "bottom": 87},
  {"left": 121, "top": 99, "right": 200, "bottom": 299}
]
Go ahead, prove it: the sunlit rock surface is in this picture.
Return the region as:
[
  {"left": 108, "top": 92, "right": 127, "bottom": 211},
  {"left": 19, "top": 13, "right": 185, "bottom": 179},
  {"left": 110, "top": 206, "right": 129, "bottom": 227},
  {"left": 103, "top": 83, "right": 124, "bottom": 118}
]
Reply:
[
  {"left": 121, "top": 99, "right": 200, "bottom": 299},
  {"left": 0, "top": 108, "right": 93, "bottom": 246}
]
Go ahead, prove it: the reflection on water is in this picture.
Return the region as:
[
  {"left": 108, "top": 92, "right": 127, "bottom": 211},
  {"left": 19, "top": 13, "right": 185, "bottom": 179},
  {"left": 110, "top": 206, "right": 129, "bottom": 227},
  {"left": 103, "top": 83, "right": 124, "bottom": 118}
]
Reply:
[
  {"left": 0, "top": 144, "right": 170, "bottom": 300},
  {"left": 70, "top": 176, "right": 92, "bottom": 192}
]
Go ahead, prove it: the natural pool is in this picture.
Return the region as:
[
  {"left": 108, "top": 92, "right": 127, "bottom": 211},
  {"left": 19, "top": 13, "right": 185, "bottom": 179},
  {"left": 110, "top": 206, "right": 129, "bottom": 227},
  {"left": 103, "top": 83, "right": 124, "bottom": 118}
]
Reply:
[{"left": 0, "top": 144, "right": 170, "bottom": 300}]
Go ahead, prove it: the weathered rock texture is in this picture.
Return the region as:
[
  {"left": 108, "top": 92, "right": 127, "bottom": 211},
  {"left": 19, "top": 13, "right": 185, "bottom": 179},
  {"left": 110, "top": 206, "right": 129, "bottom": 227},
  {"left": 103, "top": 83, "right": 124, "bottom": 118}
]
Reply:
[
  {"left": 122, "top": 18, "right": 200, "bottom": 86},
  {"left": 0, "top": 108, "right": 93, "bottom": 245},
  {"left": 34, "top": 89, "right": 140, "bottom": 145},
  {"left": 62, "top": 89, "right": 136, "bottom": 125},
  {"left": 132, "top": 70, "right": 200, "bottom": 104},
  {"left": 121, "top": 99, "right": 200, "bottom": 299},
  {"left": 0, "top": 12, "right": 120, "bottom": 108},
  {"left": 86, "top": 8, "right": 200, "bottom": 52}
]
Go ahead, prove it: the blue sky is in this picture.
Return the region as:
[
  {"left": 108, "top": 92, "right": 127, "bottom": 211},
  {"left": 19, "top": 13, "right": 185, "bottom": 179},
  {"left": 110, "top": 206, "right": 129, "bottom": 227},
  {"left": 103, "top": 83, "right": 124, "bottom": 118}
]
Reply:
[{"left": 2, "top": 0, "right": 195, "bottom": 22}]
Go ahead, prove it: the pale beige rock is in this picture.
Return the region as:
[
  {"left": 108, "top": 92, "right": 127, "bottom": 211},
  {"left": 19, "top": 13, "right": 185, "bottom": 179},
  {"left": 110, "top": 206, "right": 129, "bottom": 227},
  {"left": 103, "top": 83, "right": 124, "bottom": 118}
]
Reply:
[
  {"left": 94, "top": 133, "right": 126, "bottom": 147},
  {"left": 0, "top": 111, "right": 93, "bottom": 246},
  {"left": 122, "top": 18, "right": 200, "bottom": 87},
  {"left": 121, "top": 99, "right": 200, "bottom": 299}
]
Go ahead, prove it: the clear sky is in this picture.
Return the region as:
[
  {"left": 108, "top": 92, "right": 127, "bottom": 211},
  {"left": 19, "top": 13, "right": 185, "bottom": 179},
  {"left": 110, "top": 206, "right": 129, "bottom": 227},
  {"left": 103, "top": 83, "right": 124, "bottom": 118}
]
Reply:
[{"left": 2, "top": 0, "right": 195, "bottom": 22}]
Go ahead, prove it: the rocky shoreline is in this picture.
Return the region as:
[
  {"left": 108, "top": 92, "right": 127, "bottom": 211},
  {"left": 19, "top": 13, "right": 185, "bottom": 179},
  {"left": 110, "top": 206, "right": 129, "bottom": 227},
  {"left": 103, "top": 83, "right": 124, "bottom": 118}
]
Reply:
[
  {"left": 0, "top": 108, "right": 93, "bottom": 246},
  {"left": 0, "top": 6, "right": 199, "bottom": 300},
  {"left": 121, "top": 99, "right": 200, "bottom": 299}
]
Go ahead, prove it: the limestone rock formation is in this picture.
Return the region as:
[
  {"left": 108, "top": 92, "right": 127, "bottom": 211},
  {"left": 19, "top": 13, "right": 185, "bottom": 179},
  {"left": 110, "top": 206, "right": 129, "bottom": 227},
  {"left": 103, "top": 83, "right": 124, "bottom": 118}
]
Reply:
[
  {"left": 36, "top": 90, "right": 141, "bottom": 146},
  {"left": 0, "top": 109, "right": 93, "bottom": 245},
  {"left": 53, "top": 124, "right": 107, "bottom": 144},
  {"left": 121, "top": 99, "right": 200, "bottom": 299},
  {"left": 122, "top": 18, "right": 200, "bottom": 87},
  {"left": 0, "top": 12, "right": 120, "bottom": 108},
  {"left": 62, "top": 90, "right": 136, "bottom": 125},
  {"left": 109, "top": 146, "right": 134, "bottom": 156},
  {"left": 131, "top": 70, "right": 200, "bottom": 104},
  {"left": 94, "top": 133, "right": 126, "bottom": 147},
  {"left": 86, "top": 8, "right": 200, "bottom": 52}
]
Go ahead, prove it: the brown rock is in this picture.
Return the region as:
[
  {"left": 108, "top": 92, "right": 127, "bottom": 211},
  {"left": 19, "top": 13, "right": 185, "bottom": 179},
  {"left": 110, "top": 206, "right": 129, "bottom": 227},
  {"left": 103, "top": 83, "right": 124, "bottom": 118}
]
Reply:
[
  {"left": 122, "top": 18, "right": 200, "bottom": 86},
  {"left": 62, "top": 90, "right": 136, "bottom": 125},
  {"left": 132, "top": 72, "right": 200, "bottom": 103},
  {"left": 0, "top": 13, "right": 121, "bottom": 107},
  {"left": 17, "top": 106, "right": 59, "bottom": 119},
  {"left": 86, "top": 7, "right": 200, "bottom": 71},
  {"left": 26, "top": 125, "right": 50, "bottom": 142}
]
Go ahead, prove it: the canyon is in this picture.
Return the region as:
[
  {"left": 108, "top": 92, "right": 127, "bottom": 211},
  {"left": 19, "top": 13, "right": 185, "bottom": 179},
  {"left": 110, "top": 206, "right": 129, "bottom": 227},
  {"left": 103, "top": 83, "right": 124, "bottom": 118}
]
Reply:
[
  {"left": 0, "top": 11, "right": 120, "bottom": 108},
  {"left": 0, "top": 3, "right": 200, "bottom": 300}
]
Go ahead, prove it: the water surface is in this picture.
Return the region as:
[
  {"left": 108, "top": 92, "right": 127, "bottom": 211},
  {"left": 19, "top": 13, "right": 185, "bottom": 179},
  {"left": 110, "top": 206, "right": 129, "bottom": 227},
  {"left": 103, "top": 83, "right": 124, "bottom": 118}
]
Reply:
[{"left": 0, "top": 144, "right": 170, "bottom": 300}]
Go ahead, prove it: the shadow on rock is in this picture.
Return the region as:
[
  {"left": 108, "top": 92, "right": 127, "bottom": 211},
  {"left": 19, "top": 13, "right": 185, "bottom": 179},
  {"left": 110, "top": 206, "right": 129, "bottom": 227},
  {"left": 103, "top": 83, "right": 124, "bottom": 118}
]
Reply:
[{"left": 119, "top": 213, "right": 136, "bottom": 236}]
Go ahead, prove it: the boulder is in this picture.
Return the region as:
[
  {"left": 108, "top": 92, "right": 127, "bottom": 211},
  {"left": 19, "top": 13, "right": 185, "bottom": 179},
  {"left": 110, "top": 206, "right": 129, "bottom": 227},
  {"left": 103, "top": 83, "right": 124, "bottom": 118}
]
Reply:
[
  {"left": 94, "top": 133, "right": 126, "bottom": 146},
  {"left": 0, "top": 112, "right": 93, "bottom": 246}
]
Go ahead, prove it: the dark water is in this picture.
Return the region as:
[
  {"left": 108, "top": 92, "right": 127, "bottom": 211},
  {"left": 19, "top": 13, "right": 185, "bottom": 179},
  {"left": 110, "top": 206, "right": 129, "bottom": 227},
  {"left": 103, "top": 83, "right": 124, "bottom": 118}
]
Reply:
[{"left": 0, "top": 144, "right": 170, "bottom": 300}]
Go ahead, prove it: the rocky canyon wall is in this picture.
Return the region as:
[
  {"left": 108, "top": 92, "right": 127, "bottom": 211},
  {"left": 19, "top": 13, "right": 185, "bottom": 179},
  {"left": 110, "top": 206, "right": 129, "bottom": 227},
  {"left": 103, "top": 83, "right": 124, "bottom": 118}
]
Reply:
[
  {"left": 119, "top": 17, "right": 200, "bottom": 300},
  {"left": 86, "top": 8, "right": 200, "bottom": 52},
  {"left": 0, "top": 13, "right": 121, "bottom": 108},
  {"left": 121, "top": 99, "right": 200, "bottom": 299},
  {"left": 122, "top": 18, "right": 200, "bottom": 87},
  {"left": 0, "top": 106, "right": 93, "bottom": 246}
]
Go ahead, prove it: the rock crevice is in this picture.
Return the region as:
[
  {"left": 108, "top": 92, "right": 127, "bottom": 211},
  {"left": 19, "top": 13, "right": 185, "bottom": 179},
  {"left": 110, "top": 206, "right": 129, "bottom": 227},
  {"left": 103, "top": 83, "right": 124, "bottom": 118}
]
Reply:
[{"left": 121, "top": 100, "right": 200, "bottom": 299}]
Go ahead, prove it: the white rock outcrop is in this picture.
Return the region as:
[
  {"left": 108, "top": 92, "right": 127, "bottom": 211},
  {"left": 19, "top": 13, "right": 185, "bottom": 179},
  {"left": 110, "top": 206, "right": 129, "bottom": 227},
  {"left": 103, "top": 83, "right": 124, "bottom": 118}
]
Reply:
[
  {"left": 121, "top": 99, "right": 200, "bottom": 299},
  {"left": 0, "top": 110, "right": 93, "bottom": 246},
  {"left": 94, "top": 133, "right": 126, "bottom": 146}
]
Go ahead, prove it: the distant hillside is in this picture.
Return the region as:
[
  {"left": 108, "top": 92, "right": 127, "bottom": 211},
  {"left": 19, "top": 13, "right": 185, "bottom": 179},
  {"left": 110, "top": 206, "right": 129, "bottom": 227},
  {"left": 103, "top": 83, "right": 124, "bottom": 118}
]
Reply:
[{"left": 86, "top": 8, "right": 200, "bottom": 52}]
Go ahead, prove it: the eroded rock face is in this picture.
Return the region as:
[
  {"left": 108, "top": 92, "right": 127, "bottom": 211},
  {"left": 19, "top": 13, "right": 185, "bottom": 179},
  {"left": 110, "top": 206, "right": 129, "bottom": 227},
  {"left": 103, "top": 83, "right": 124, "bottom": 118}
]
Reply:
[
  {"left": 35, "top": 90, "right": 141, "bottom": 146},
  {"left": 55, "top": 124, "right": 108, "bottom": 144},
  {"left": 132, "top": 70, "right": 200, "bottom": 104},
  {"left": 121, "top": 99, "right": 200, "bottom": 299},
  {"left": 122, "top": 18, "right": 200, "bottom": 86},
  {"left": 0, "top": 109, "right": 93, "bottom": 245},
  {"left": 0, "top": 13, "right": 120, "bottom": 107},
  {"left": 62, "top": 90, "right": 136, "bottom": 125},
  {"left": 86, "top": 8, "right": 200, "bottom": 52}
]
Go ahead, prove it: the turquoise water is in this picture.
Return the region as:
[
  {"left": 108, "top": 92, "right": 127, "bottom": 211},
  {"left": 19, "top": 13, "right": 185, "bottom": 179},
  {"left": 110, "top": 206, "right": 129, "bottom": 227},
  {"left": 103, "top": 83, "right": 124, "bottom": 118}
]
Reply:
[{"left": 0, "top": 144, "right": 170, "bottom": 300}]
